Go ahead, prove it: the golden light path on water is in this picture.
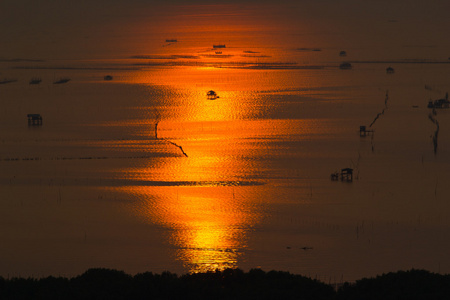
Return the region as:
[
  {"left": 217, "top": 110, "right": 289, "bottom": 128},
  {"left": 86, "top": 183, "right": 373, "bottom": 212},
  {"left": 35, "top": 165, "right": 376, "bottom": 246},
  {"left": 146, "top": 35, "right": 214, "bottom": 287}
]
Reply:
[
  {"left": 110, "top": 3, "right": 328, "bottom": 273},
  {"left": 121, "top": 84, "right": 263, "bottom": 272},
  {"left": 117, "top": 63, "right": 325, "bottom": 273}
]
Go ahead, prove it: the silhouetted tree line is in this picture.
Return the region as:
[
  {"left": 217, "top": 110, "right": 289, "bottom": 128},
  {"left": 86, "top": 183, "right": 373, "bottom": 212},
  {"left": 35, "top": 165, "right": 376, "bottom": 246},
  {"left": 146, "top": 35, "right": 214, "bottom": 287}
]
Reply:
[
  {"left": 337, "top": 269, "right": 450, "bottom": 300},
  {"left": 0, "top": 268, "right": 449, "bottom": 300}
]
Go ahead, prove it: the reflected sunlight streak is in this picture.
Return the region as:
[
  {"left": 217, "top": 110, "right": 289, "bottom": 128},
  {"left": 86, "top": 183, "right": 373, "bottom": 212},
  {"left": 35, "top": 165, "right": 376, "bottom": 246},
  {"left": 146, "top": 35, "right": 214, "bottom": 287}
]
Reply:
[
  {"left": 122, "top": 79, "right": 267, "bottom": 272},
  {"left": 114, "top": 4, "right": 324, "bottom": 272},
  {"left": 125, "top": 187, "right": 261, "bottom": 273}
]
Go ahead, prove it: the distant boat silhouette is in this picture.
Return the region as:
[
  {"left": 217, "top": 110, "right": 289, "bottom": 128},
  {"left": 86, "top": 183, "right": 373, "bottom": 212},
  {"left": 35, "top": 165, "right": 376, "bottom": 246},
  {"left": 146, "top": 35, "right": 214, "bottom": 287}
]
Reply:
[
  {"left": 215, "top": 51, "right": 222, "bottom": 54},
  {"left": 386, "top": 67, "right": 395, "bottom": 74},
  {"left": 339, "top": 50, "right": 347, "bottom": 57},
  {"left": 104, "top": 75, "right": 113, "bottom": 81},
  {"left": 29, "top": 78, "right": 42, "bottom": 84},
  {"left": 339, "top": 62, "right": 352, "bottom": 69},
  {"left": 207, "top": 90, "right": 219, "bottom": 100},
  {"left": 297, "top": 48, "right": 321, "bottom": 52},
  {"left": 0, "top": 78, "right": 17, "bottom": 84},
  {"left": 53, "top": 78, "right": 70, "bottom": 84},
  {"left": 213, "top": 44, "right": 226, "bottom": 49},
  {"left": 166, "top": 39, "right": 177, "bottom": 43}
]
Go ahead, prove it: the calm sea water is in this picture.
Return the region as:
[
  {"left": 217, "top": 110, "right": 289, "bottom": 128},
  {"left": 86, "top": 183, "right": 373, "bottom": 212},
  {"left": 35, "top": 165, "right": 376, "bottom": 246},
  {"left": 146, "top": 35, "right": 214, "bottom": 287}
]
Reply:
[{"left": 1, "top": 38, "right": 450, "bottom": 283}]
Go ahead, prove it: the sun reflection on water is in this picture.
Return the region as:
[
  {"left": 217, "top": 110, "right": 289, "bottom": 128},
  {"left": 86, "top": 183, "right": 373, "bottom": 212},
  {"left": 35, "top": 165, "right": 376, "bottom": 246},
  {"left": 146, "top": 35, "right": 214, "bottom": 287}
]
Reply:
[
  {"left": 164, "top": 192, "right": 256, "bottom": 273},
  {"left": 119, "top": 72, "right": 268, "bottom": 272},
  {"left": 114, "top": 9, "right": 328, "bottom": 270},
  {"left": 124, "top": 185, "right": 262, "bottom": 273}
]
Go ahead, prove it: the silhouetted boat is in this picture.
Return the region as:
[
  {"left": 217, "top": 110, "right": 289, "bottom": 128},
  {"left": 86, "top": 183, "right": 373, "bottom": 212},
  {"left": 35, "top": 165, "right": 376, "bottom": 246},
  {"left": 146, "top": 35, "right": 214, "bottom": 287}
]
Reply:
[
  {"left": 207, "top": 90, "right": 219, "bottom": 100},
  {"left": 386, "top": 67, "right": 395, "bottom": 74},
  {"left": 339, "top": 50, "right": 347, "bottom": 57},
  {"left": 215, "top": 51, "right": 222, "bottom": 54},
  {"left": 213, "top": 44, "right": 226, "bottom": 48},
  {"left": 29, "top": 78, "right": 42, "bottom": 84},
  {"left": 104, "top": 75, "right": 113, "bottom": 81},
  {"left": 339, "top": 62, "right": 352, "bottom": 69},
  {"left": 53, "top": 78, "right": 70, "bottom": 84},
  {"left": 297, "top": 48, "right": 321, "bottom": 52},
  {"left": 166, "top": 39, "right": 177, "bottom": 43},
  {"left": 428, "top": 93, "right": 449, "bottom": 109},
  {"left": 0, "top": 78, "right": 17, "bottom": 84}
]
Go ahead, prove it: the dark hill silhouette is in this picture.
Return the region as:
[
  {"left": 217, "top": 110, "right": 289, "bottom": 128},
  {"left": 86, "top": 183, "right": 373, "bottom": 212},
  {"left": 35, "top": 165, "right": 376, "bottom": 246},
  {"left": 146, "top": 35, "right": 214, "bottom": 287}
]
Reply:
[
  {"left": 0, "top": 268, "right": 449, "bottom": 299},
  {"left": 337, "top": 269, "right": 450, "bottom": 300}
]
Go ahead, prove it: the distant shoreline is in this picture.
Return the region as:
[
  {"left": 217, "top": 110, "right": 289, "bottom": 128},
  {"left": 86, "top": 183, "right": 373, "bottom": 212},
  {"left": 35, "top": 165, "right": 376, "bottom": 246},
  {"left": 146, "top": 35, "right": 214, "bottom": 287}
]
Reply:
[
  {"left": 348, "top": 60, "right": 450, "bottom": 64},
  {"left": 1, "top": 268, "right": 449, "bottom": 299}
]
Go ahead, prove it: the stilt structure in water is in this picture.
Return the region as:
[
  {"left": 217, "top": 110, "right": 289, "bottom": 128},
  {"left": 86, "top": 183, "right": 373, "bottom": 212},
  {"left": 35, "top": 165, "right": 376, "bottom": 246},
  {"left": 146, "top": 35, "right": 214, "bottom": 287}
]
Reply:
[
  {"left": 359, "top": 125, "right": 374, "bottom": 137},
  {"left": 27, "top": 114, "right": 43, "bottom": 126},
  {"left": 331, "top": 168, "right": 353, "bottom": 182},
  {"left": 207, "top": 90, "right": 219, "bottom": 100}
]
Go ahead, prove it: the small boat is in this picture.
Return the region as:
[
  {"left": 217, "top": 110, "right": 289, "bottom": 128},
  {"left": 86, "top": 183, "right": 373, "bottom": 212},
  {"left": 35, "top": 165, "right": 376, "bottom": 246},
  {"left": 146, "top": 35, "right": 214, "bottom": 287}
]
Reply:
[
  {"left": 29, "top": 78, "right": 42, "bottom": 84},
  {"left": 104, "top": 75, "right": 113, "bottom": 81},
  {"left": 339, "top": 62, "right": 352, "bottom": 69},
  {"left": 428, "top": 93, "right": 449, "bottom": 109},
  {"left": 386, "top": 67, "right": 395, "bottom": 74},
  {"left": 53, "top": 78, "right": 70, "bottom": 84},
  {"left": 297, "top": 48, "right": 321, "bottom": 52},
  {"left": 215, "top": 51, "right": 222, "bottom": 54},
  {"left": 0, "top": 78, "right": 18, "bottom": 84},
  {"left": 213, "top": 44, "right": 226, "bottom": 49},
  {"left": 339, "top": 50, "right": 347, "bottom": 57},
  {"left": 207, "top": 90, "right": 219, "bottom": 100},
  {"left": 166, "top": 39, "right": 177, "bottom": 43}
]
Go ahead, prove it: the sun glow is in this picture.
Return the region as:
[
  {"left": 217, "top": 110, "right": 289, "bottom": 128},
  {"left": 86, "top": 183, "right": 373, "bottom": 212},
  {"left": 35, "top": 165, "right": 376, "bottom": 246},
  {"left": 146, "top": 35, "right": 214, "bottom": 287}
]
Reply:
[
  {"left": 114, "top": 55, "right": 330, "bottom": 271},
  {"left": 123, "top": 185, "right": 261, "bottom": 273},
  {"left": 115, "top": 75, "right": 262, "bottom": 272},
  {"left": 110, "top": 2, "right": 323, "bottom": 273}
]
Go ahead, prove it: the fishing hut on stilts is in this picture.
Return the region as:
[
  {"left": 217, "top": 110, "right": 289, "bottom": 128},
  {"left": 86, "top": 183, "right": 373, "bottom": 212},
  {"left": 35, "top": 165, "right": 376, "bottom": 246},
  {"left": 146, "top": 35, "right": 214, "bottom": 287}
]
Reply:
[
  {"left": 27, "top": 114, "right": 42, "bottom": 126},
  {"left": 359, "top": 125, "right": 373, "bottom": 137},
  {"left": 331, "top": 168, "right": 353, "bottom": 182}
]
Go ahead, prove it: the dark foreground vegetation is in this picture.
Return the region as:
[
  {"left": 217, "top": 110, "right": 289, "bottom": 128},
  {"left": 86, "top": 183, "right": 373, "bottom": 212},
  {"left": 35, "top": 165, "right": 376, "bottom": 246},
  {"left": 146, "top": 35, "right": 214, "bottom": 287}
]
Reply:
[{"left": 0, "top": 268, "right": 449, "bottom": 300}]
